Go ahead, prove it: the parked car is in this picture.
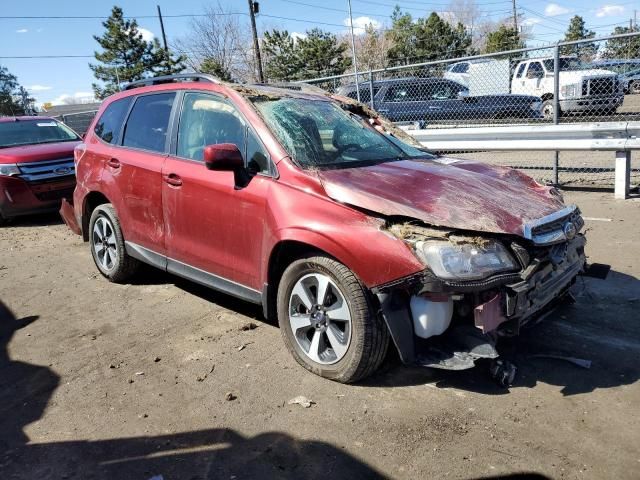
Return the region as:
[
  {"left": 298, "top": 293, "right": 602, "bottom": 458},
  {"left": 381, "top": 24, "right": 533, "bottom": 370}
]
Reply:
[
  {"left": 511, "top": 56, "right": 623, "bottom": 119},
  {"left": 0, "top": 116, "right": 80, "bottom": 225},
  {"left": 61, "top": 74, "right": 587, "bottom": 384},
  {"left": 337, "top": 78, "right": 542, "bottom": 124},
  {"left": 618, "top": 68, "right": 640, "bottom": 94}
]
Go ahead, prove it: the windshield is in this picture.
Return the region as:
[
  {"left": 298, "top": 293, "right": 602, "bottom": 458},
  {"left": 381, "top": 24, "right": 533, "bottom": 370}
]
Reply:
[
  {"left": 255, "top": 98, "right": 427, "bottom": 168},
  {"left": 0, "top": 119, "right": 80, "bottom": 148},
  {"left": 543, "top": 58, "right": 588, "bottom": 72}
]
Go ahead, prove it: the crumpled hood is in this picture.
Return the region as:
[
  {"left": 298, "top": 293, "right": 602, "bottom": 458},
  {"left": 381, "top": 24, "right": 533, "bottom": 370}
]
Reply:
[{"left": 316, "top": 158, "right": 565, "bottom": 237}]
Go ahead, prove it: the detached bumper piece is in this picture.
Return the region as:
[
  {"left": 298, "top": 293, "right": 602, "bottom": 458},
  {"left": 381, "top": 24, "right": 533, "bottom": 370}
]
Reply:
[{"left": 414, "top": 325, "right": 498, "bottom": 370}]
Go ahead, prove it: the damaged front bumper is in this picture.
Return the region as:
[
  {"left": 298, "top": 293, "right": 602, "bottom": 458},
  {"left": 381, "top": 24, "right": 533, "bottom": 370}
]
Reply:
[{"left": 376, "top": 233, "right": 587, "bottom": 371}]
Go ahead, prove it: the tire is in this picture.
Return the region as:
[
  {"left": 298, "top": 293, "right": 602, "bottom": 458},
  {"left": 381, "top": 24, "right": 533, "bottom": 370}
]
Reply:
[
  {"left": 629, "top": 81, "right": 640, "bottom": 95},
  {"left": 541, "top": 99, "right": 557, "bottom": 120},
  {"left": 277, "top": 255, "right": 389, "bottom": 383},
  {"left": 88, "top": 203, "right": 139, "bottom": 283}
]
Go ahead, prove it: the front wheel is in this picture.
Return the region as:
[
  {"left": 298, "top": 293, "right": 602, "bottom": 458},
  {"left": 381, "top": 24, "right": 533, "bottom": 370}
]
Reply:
[
  {"left": 277, "top": 255, "right": 389, "bottom": 383},
  {"left": 89, "top": 204, "right": 139, "bottom": 283},
  {"left": 629, "top": 81, "right": 640, "bottom": 95}
]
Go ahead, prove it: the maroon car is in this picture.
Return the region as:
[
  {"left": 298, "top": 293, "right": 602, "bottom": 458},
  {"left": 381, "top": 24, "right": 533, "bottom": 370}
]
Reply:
[
  {"left": 61, "top": 74, "right": 586, "bottom": 384},
  {"left": 0, "top": 116, "right": 80, "bottom": 224}
]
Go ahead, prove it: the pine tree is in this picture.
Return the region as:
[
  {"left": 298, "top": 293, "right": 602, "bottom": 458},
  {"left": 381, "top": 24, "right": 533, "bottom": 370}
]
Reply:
[
  {"left": 386, "top": 7, "right": 418, "bottom": 65},
  {"left": 484, "top": 25, "right": 524, "bottom": 53},
  {"left": 386, "top": 9, "right": 472, "bottom": 65},
  {"left": 0, "top": 65, "right": 33, "bottom": 116},
  {"left": 296, "top": 29, "right": 351, "bottom": 79},
  {"left": 90, "top": 6, "right": 185, "bottom": 99},
  {"left": 603, "top": 26, "right": 640, "bottom": 59},
  {"left": 414, "top": 13, "right": 472, "bottom": 61},
  {"left": 262, "top": 30, "right": 301, "bottom": 81},
  {"left": 199, "top": 57, "right": 234, "bottom": 82},
  {"left": 561, "top": 16, "right": 596, "bottom": 59}
]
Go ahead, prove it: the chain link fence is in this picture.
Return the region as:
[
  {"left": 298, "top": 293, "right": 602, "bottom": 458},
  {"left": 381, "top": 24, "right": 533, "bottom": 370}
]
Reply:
[
  {"left": 301, "top": 33, "right": 640, "bottom": 188},
  {"left": 49, "top": 110, "right": 98, "bottom": 136}
]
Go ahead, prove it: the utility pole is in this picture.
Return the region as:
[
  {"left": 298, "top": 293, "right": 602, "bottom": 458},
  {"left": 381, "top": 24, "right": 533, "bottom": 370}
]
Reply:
[
  {"left": 347, "top": 0, "right": 360, "bottom": 101},
  {"left": 511, "top": 0, "right": 518, "bottom": 33},
  {"left": 157, "top": 5, "right": 168, "bottom": 50},
  {"left": 248, "top": 0, "right": 265, "bottom": 83}
]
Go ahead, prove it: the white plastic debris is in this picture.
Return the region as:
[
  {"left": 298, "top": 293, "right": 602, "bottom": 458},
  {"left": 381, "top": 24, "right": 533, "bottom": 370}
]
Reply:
[{"left": 288, "top": 396, "right": 315, "bottom": 408}]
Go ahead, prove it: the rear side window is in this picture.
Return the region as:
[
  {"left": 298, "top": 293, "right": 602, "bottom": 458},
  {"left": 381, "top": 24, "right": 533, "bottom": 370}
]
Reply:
[
  {"left": 451, "top": 63, "right": 468, "bottom": 73},
  {"left": 345, "top": 87, "right": 379, "bottom": 103},
  {"left": 94, "top": 97, "right": 132, "bottom": 144},
  {"left": 515, "top": 63, "right": 526, "bottom": 78},
  {"left": 122, "top": 93, "right": 175, "bottom": 153}
]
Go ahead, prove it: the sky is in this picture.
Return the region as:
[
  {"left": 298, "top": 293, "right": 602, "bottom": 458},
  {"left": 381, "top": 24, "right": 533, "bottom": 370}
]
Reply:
[{"left": 0, "top": 0, "right": 637, "bottom": 106}]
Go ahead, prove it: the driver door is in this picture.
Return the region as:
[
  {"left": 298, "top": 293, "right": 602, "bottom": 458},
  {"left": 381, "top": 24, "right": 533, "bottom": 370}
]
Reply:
[{"left": 162, "top": 91, "right": 273, "bottom": 292}]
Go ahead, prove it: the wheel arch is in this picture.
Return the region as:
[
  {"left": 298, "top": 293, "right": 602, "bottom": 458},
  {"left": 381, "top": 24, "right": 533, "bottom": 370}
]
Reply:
[
  {"left": 541, "top": 93, "right": 554, "bottom": 101},
  {"left": 82, "top": 191, "right": 111, "bottom": 241}
]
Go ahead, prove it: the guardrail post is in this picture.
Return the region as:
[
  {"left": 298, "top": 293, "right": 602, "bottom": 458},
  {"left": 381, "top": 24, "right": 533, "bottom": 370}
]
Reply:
[
  {"left": 614, "top": 151, "right": 631, "bottom": 199},
  {"left": 369, "top": 71, "right": 375, "bottom": 110}
]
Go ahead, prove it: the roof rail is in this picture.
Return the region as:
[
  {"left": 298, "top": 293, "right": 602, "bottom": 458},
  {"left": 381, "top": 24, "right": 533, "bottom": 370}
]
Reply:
[{"left": 124, "top": 73, "right": 221, "bottom": 90}]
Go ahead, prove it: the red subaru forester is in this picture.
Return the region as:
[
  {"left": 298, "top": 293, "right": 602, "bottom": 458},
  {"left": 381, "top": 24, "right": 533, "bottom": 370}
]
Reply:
[
  {"left": 62, "top": 74, "right": 586, "bottom": 384},
  {"left": 0, "top": 116, "right": 80, "bottom": 224}
]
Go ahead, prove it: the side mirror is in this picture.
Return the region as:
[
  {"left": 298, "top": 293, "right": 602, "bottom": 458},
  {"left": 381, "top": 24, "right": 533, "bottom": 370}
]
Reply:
[{"left": 204, "top": 143, "right": 244, "bottom": 171}]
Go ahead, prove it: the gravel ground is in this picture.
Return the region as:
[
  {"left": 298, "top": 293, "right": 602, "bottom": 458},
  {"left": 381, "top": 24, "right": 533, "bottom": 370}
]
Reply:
[{"left": 0, "top": 190, "right": 639, "bottom": 480}]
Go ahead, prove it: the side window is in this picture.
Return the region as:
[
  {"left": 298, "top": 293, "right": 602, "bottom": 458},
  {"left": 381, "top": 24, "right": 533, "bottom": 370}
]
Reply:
[
  {"left": 515, "top": 63, "right": 526, "bottom": 78},
  {"left": 246, "top": 129, "right": 271, "bottom": 175},
  {"left": 431, "top": 81, "right": 457, "bottom": 100},
  {"left": 122, "top": 93, "right": 175, "bottom": 153},
  {"left": 177, "top": 92, "right": 246, "bottom": 161},
  {"left": 527, "top": 62, "right": 544, "bottom": 78},
  {"left": 385, "top": 84, "right": 425, "bottom": 102},
  {"left": 94, "top": 97, "right": 132, "bottom": 144}
]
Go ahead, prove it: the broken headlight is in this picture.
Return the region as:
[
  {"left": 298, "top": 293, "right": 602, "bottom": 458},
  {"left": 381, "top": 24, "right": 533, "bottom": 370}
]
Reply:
[{"left": 415, "top": 240, "right": 518, "bottom": 281}]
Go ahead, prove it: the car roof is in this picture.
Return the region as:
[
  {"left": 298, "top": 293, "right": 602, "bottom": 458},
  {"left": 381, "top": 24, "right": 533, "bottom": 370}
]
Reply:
[
  {"left": 340, "top": 77, "right": 461, "bottom": 90},
  {"left": 0, "top": 116, "right": 53, "bottom": 123}
]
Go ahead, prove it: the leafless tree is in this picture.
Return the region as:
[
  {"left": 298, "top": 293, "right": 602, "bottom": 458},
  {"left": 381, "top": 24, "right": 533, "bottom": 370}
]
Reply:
[{"left": 172, "top": 3, "right": 257, "bottom": 82}]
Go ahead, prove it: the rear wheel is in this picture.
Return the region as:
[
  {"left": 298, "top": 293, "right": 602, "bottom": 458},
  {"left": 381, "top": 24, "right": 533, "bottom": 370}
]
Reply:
[
  {"left": 541, "top": 99, "right": 557, "bottom": 120},
  {"left": 89, "top": 204, "right": 139, "bottom": 282},
  {"left": 629, "top": 80, "right": 640, "bottom": 95},
  {"left": 277, "top": 255, "right": 389, "bottom": 383}
]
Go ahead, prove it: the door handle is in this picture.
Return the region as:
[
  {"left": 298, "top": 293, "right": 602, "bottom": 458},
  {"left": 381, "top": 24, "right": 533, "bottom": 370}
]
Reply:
[
  {"left": 164, "top": 173, "right": 183, "bottom": 187},
  {"left": 107, "top": 158, "right": 120, "bottom": 169}
]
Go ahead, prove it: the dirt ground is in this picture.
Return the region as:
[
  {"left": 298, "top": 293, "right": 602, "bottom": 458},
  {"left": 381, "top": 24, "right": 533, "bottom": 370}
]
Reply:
[{"left": 0, "top": 190, "right": 639, "bottom": 480}]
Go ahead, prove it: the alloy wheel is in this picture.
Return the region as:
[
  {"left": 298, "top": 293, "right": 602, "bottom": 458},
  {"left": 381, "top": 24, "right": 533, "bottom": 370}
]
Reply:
[
  {"left": 288, "top": 272, "right": 352, "bottom": 365},
  {"left": 92, "top": 215, "right": 118, "bottom": 271}
]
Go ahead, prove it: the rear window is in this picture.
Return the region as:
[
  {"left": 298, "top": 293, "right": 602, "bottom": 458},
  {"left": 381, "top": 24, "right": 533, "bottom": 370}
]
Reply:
[
  {"left": 345, "top": 87, "right": 379, "bottom": 103},
  {"left": 0, "top": 119, "right": 79, "bottom": 148},
  {"left": 122, "top": 93, "right": 175, "bottom": 153},
  {"left": 94, "top": 97, "right": 132, "bottom": 144}
]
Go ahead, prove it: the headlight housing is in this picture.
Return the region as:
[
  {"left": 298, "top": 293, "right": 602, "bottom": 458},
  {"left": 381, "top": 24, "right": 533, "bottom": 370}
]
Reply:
[
  {"left": 415, "top": 240, "right": 518, "bottom": 281},
  {"left": 530, "top": 101, "right": 542, "bottom": 111},
  {"left": 0, "top": 164, "right": 20, "bottom": 177},
  {"left": 560, "top": 83, "right": 579, "bottom": 98}
]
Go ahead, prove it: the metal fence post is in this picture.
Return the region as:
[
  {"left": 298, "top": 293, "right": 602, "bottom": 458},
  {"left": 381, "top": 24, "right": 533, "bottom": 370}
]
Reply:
[
  {"left": 553, "top": 44, "right": 560, "bottom": 185},
  {"left": 368, "top": 71, "right": 375, "bottom": 110},
  {"left": 614, "top": 151, "right": 631, "bottom": 199}
]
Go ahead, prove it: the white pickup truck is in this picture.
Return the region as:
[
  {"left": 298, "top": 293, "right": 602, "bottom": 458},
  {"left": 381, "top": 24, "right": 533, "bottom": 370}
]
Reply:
[{"left": 511, "top": 56, "right": 623, "bottom": 119}]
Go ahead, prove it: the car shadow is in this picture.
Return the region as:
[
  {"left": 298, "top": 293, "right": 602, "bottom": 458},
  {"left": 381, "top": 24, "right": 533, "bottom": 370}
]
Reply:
[{"left": 1, "top": 211, "right": 63, "bottom": 228}]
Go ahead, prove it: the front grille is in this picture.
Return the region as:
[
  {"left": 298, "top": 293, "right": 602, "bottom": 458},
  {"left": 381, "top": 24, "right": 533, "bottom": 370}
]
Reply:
[
  {"left": 582, "top": 77, "right": 616, "bottom": 97},
  {"left": 18, "top": 157, "right": 75, "bottom": 183},
  {"left": 523, "top": 205, "right": 584, "bottom": 246}
]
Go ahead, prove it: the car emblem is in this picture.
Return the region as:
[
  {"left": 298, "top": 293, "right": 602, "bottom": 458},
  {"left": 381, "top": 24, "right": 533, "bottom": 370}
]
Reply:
[
  {"left": 53, "top": 166, "right": 73, "bottom": 175},
  {"left": 563, "top": 221, "right": 577, "bottom": 240}
]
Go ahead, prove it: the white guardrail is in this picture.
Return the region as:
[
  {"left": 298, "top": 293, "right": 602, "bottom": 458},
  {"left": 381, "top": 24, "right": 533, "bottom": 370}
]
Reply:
[{"left": 406, "top": 121, "right": 639, "bottom": 199}]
